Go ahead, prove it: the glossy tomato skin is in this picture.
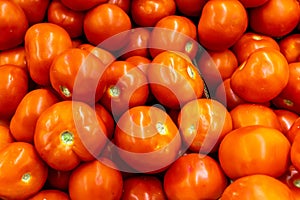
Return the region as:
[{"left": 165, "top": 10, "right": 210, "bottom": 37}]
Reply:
[
  {"left": 24, "top": 23, "right": 72, "bottom": 86},
  {"left": 280, "top": 165, "right": 300, "bottom": 200},
  {"left": 95, "top": 103, "right": 115, "bottom": 140},
  {"left": 198, "top": 0, "right": 248, "bottom": 51},
  {"left": 29, "top": 190, "right": 70, "bottom": 200},
  {"left": 175, "top": 0, "right": 207, "bottom": 16},
  {"left": 219, "top": 125, "right": 291, "bottom": 180},
  {"left": 0, "top": 142, "right": 48, "bottom": 200},
  {"left": 287, "top": 117, "right": 300, "bottom": 143},
  {"left": 279, "top": 34, "right": 300, "bottom": 63},
  {"left": 221, "top": 174, "right": 295, "bottom": 200},
  {"left": 0, "top": 46, "right": 27, "bottom": 70},
  {"left": 164, "top": 153, "right": 228, "bottom": 200},
  {"left": 0, "top": 0, "right": 28, "bottom": 50},
  {"left": 108, "top": 0, "right": 131, "bottom": 13},
  {"left": 230, "top": 48, "right": 289, "bottom": 103},
  {"left": 274, "top": 109, "right": 299, "bottom": 136},
  {"left": 34, "top": 101, "right": 108, "bottom": 171},
  {"left": 0, "top": 64, "right": 28, "bottom": 120},
  {"left": 249, "top": 0, "right": 300, "bottom": 37},
  {"left": 0, "top": 124, "right": 14, "bottom": 151},
  {"left": 238, "top": 0, "right": 269, "bottom": 7},
  {"left": 61, "top": 0, "right": 107, "bottom": 11},
  {"left": 69, "top": 159, "right": 123, "bottom": 200},
  {"left": 125, "top": 55, "right": 151, "bottom": 74},
  {"left": 46, "top": 168, "right": 71, "bottom": 191}
]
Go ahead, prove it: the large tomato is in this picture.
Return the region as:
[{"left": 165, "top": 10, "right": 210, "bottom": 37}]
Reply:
[{"left": 279, "top": 34, "right": 300, "bottom": 63}]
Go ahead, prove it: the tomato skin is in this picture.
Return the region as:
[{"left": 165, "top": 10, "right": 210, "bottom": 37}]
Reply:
[
  {"left": 125, "top": 55, "right": 151, "bottom": 74},
  {"left": 108, "top": 0, "right": 131, "bottom": 13},
  {"left": 291, "top": 133, "right": 300, "bottom": 172},
  {"left": 0, "top": 0, "right": 28, "bottom": 50},
  {"left": 69, "top": 159, "right": 123, "bottom": 200},
  {"left": 0, "top": 46, "right": 27, "bottom": 70},
  {"left": 219, "top": 125, "right": 290, "bottom": 180},
  {"left": 0, "top": 142, "right": 48, "bottom": 200},
  {"left": 175, "top": 0, "right": 207, "bottom": 16},
  {"left": 274, "top": 109, "right": 299, "bottom": 136},
  {"left": 249, "top": 0, "right": 300, "bottom": 37},
  {"left": 198, "top": 0, "right": 248, "bottom": 51},
  {"left": 164, "top": 153, "right": 228, "bottom": 200},
  {"left": 287, "top": 117, "right": 300, "bottom": 144},
  {"left": 34, "top": 101, "right": 108, "bottom": 171},
  {"left": 95, "top": 103, "right": 115, "bottom": 140},
  {"left": 46, "top": 168, "right": 71, "bottom": 191},
  {"left": 238, "top": 0, "right": 269, "bottom": 7},
  {"left": 24, "top": 23, "right": 72, "bottom": 86},
  {"left": 61, "top": 0, "right": 108, "bottom": 11},
  {"left": 0, "top": 124, "right": 14, "bottom": 151},
  {"left": 279, "top": 34, "right": 300, "bottom": 63},
  {"left": 221, "top": 174, "right": 295, "bottom": 200},
  {"left": 0, "top": 64, "right": 28, "bottom": 120},
  {"left": 29, "top": 190, "right": 70, "bottom": 200},
  {"left": 280, "top": 165, "right": 300, "bottom": 200}
]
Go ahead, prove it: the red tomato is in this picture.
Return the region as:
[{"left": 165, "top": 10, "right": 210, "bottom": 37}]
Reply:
[
  {"left": 0, "top": 142, "right": 48, "bottom": 200},
  {"left": 291, "top": 133, "right": 300, "bottom": 172},
  {"left": 164, "top": 153, "right": 228, "bottom": 200},
  {"left": 0, "top": 124, "right": 14, "bottom": 151},
  {"left": 95, "top": 103, "right": 115, "bottom": 139},
  {"left": 125, "top": 55, "right": 151, "bottom": 74},
  {"left": 279, "top": 34, "right": 300, "bottom": 63},
  {"left": 0, "top": 46, "right": 27, "bottom": 70},
  {"left": 0, "top": 64, "right": 28, "bottom": 120},
  {"left": 221, "top": 174, "right": 295, "bottom": 200},
  {"left": 46, "top": 168, "right": 71, "bottom": 191},
  {"left": 0, "top": 0, "right": 28, "bottom": 50},
  {"left": 175, "top": 0, "right": 207, "bottom": 16},
  {"left": 274, "top": 109, "right": 299, "bottom": 136},
  {"left": 29, "top": 190, "right": 70, "bottom": 200},
  {"left": 287, "top": 117, "right": 300, "bottom": 143},
  {"left": 198, "top": 0, "right": 248, "bottom": 51},
  {"left": 24, "top": 23, "right": 72, "bottom": 86},
  {"left": 130, "top": 0, "right": 176, "bottom": 27},
  {"left": 219, "top": 125, "right": 290, "bottom": 180},
  {"left": 61, "top": 0, "right": 107, "bottom": 11},
  {"left": 69, "top": 159, "right": 123, "bottom": 200},
  {"left": 280, "top": 165, "right": 300, "bottom": 200},
  {"left": 108, "top": 0, "right": 131, "bottom": 13},
  {"left": 34, "top": 101, "right": 108, "bottom": 171},
  {"left": 238, "top": 0, "right": 269, "bottom": 7},
  {"left": 249, "top": 0, "right": 300, "bottom": 37}
]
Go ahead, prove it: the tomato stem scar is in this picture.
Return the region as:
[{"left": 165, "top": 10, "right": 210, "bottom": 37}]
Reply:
[
  {"left": 59, "top": 85, "right": 72, "bottom": 98},
  {"left": 185, "top": 41, "right": 193, "bottom": 54},
  {"left": 21, "top": 173, "right": 31, "bottom": 183},
  {"left": 61, "top": 131, "right": 74, "bottom": 145},
  {"left": 156, "top": 122, "right": 167, "bottom": 135},
  {"left": 108, "top": 85, "right": 121, "bottom": 97},
  {"left": 294, "top": 179, "right": 300, "bottom": 188}
]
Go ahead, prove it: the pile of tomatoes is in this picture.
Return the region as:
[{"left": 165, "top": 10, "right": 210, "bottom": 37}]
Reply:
[{"left": 1, "top": 0, "right": 300, "bottom": 199}]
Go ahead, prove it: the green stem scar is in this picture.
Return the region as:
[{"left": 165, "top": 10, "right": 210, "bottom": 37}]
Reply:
[
  {"left": 59, "top": 85, "right": 72, "bottom": 98},
  {"left": 61, "top": 131, "right": 74, "bottom": 145},
  {"left": 109, "top": 85, "right": 121, "bottom": 98},
  {"left": 283, "top": 99, "right": 294, "bottom": 107},
  {"left": 294, "top": 179, "right": 300, "bottom": 188},
  {"left": 185, "top": 41, "right": 193, "bottom": 54},
  {"left": 156, "top": 122, "right": 167, "bottom": 135},
  {"left": 22, "top": 173, "right": 31, "bottom": 183}
]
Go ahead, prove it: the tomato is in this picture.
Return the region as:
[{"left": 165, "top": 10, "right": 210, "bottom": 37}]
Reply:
[
  {"left": 125, "top": 55, "right": 151, "bottom": 74},
  {"left": 219, "top": 125, "right": 290, "bottom": 180},
  {"left": 0, "top": 142, "right": 48, "bottom": 200},
  {"left": 11, "top": 0, "right": 50, "bottom": 25},
  {"left": 272, "top": 95, "right": 300, "bottom": 115},
  {"left": 280, "top": 165, "right": 300, "bottom": 199},
  {"left": 108, "top": 0, "right": 131, "bottom": 13},
  {"left": 49, "top": 48, "right": 107, "bottom": 104},
  {"left": 84, "top": 3, "right": 132, "bottom": 51},
  {"left": 238, "top": 0, "right": 269, "bottom": 7},
  {"left": 0, "top": 64, "right": 28, "bottom": 120},
  {"left": 175, "top": 0, "right": 207, "bottom": 16},
  {"left": 232, "top": 32, "right": 280, "bottom": 65},
  {"left": 24, "top": 23, "right": 72, "bottom": 86},
  {"left": 122, "top": 175, "right": 167, "bottom": 199},
  {"left": 249, "top": 0, "right": 300, "bottom": 37},
  {"left": 221, "top": 174, "right": 295, "bottom": 200},
  {"left": 46, "top": 168, "right": 71, "bottom": 191},
  {"left": 198, "top": 0, "right": 248, "bottom": 51},
  {"left": 178, "top": 98, "right": 232, "bottom": 153},
  {"left": 0, "top": 124, "right": 14, "bottom": 151},
  {"left": 230, "top": 103, "right": 282, "bottom": 131},
  {"left": 274, "top": 109, "right": 299, "bottom": 136},
  {"left": 291, "top": 133, "right": 300, "bottom": 172},
  {"left": 61, "top": 0, "right": 107, "bottom": 11},
  {"left": 279, "top": 34, "right": 300, "bottom": 63},
  {"left": 0, "top": 0, "right": 28, "bottom": 50},
  {"left": 100, "top": 61, "right": 149, "bottom": 117},
  {"left": 95, "top": 103, "right": 115, "bottom": 139},
  {"left": 130, "top": 0, "right": 176, "bottom": 27},
  {"left": 230, "top": 48, "right": 289, "bottom": 103},
  {"left": 147, "top": 51, "right": 204, "bottom": 109},
  {"left": 287, "top": 117, "right": 300, "bottom": 144},
  {"left": 10, "top": 88, "right": 59, "bottom": 143},
  {"left": 34, "top": 101, "right": 108, "bottom": 171},
  {"left": 29, "top": 189, "right": 70, "bottom": 200},
  {"left": 69, "top": 159, "right": 123, "bottom": 200},
  {"left": 149, "top": 15, "right": 198, "bottom": 59},
  {"left": 0, "top": 46, "right": 27, "bottom": 70},
  {"left": 114, "top": 105, "right": 181, "bottom": 173},
  {"left": 164, "top": 153, "right": 228, "bottom": 200},
  {"left": 47, "top": 0, "right": 85, "bottom": 38},
  {"left": 71, "top": 39, "right": 83, "bottom": 48}
]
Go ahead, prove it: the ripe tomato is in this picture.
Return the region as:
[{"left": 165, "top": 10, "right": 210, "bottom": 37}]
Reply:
[
  {"left": 0, "top": 0, "right": 28, "bottom": 50},
  {"left": 100, "top": 61, "right": 149, "bottom": 117},
  {"left": 46, "top": 167, "right": 71, "bottom": 191},
  {"left": 147, "top": 51, "right": 204, "bottom": 109},
  {"left": 221, "top": 174, "right": 295, "bottom": 200},
  {"left": 238, "top": 0, "right": 269, "bottom": 7},
  {"left": 61, "top": 0, "right": 107, "bottom": 11},
  {"left": 0, "top": 124, "right": 14, "bottom": 151},
  {"left": 164, "top": 153, "right": 228, "bottom": 200},
  {"left": 122, "top": 175, "right": 167, "bottom": 199},
  {"left": 125, "top": 55, "right": 151, "bottom": 74},
  {"left": 69, "top": 159, "right": 123, "bottom": 200},
  {"left": 230, "top": 48, "right": 289, "bottom": 103},
  {"left": 175, "top": 0, "right": 207, "bottom": 16},
  {"left": 280, "top": 165, "right": 300, "bottom": 200},
  {"left": 274, "top": 109, "right": 299, "bottom": 136},
  {"left": 219, "top": 125, "right": 290, "bottom": 180},
  {"left": 10, "top": 88, "right": 59, "bottom": 143},
  {"left": 232, "top": 32, "right": 280, "bottom": 64},
  {"left": 198, "top": 0, "right": 248, "bottom": 51},
  {"left": 114, "top": 106, "right": 181, "bottom": 173},
  {"left": 84, "top": 3, "right": 131, "bottom": 50},
  {"left": 291, "top": 133, "right": 300, "bottom": 172},
  {"left": 249, "top": 0, "right": 300, "bottom": 37},
  {"left": 0, "top": 64, "right": 28, "bottom": 120},
  {"left": 178, "top": 98, "right": 232, "bottom": 153},
  {"left": 279, "top": 34, "right": 300, "bottom": 63},
  {"left": 47, "top": 0, "right": 85, "bottom": 38},
  {"left": 34, "top": 101, "right": 108, "bottom": 171},
  {"left": 130, "top": 0, "right": 176, "bottom": 27},
  {"left": 0, "top": 142, "right": 48, "bottom": 200},
  {"left": 29, "top": 190, "right": 70, "bottom": 200},
  {"left": 24, "top": 23, "right": 72, "bottom": 86},
  {"left": 287, "top": 117, "right": 300, "bottom": 143},
  {"left": 95, "top": 103, "right": 115, "bottom": 139},
  {"left": 108, "top": 0, "right": 131, "bottom": 13},
  {"left": 0, "top": 46, "right": 27, "bottom": 70}
]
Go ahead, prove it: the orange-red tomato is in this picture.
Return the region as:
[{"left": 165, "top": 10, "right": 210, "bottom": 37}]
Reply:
[
  {"left": 291, "top": 133, "right": 300, "bottom": 172},
  {"left": 29, "top": 190, "right": 70, "bottom": 200},
  {"left": 0, "top": 46, "right": 27, "bottom": 70},
  {"left": 279, "top": 34, "right": 300, "bottom": 63},
  {"left": 175, "top": 0, "right": 207, "bottom": 16},
  {"left": 198, "top": 0, "right": 248, "bottom": 51},
  {"left": 287, "top": 117, "right": 300, "bottom": 143},
  {"left": 274, "top": 109, "right": 299, "bottom": 136},
  {"left": 61, "top": 0, "right": 108, "bottom": 11},
  {"left": 280, "top": 165, "right": 300, "bottom": 200},
  {"left": 108, "top": 0, "right": 131, "bottom": 13},
  {"left": 249, "top": 0, "right": 300, "bottom": 37},
  {"left": 164, "top": 153, "right": 228, "bottom": 200},
  {"left": 230, "top": 48, "right": 289, "bottom": 103},
  {"left": 238, "top": 0, "right": 269, "bottom": 7},
  {"left": 46, "top": 168, "right": 71, "bottom": 191},
  {"left": 34, "top": 101, "right": 108, "bottom": 171},
  {"left": 0, "top": 64, "right": 28, "bottom": 120},
  {"left": 0, "top": 0, "right": 28, "bottom": 50},
  {"left": 95, "top": 103, "right": 115, "bottom": 140},
  {"left": 24, "top": 23, "right": 72, "bottom": 86},
  {"left": 0, "top": 142, "right": 48, "bottom": 200},
  {"left": 219, "top": 125, "right": 290, "bottom": 180},
  {"left": 221, "top": 174, "right": 295, "bottom": 200},
  {"left": 0, "top": 124, "right": 14, "bottom": 151},
  {"left": 69, "top": 159, "right": 123, "bottom": 200},
  {"left": 125, "top": 55, "right": 151, "bottom": 74}
]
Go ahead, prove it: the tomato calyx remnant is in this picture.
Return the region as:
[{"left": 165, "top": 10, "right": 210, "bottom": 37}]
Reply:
[
  {"left": 283, "top": 99, "right": 294, "bottom": 107},
  {"left": 293, "top": 179, "right": 300, "bottom": 188},
  {"left": 21, "top": 173, "right": 31, "bottom": 183},
  {"left": 59, "top": 85, "right": 72, "bottom": 98},
  {"left": 156, "top": 122, "right": 167, "bottom": 135},
  {"left": 185, "top": 41, "right": 194, "bottom": 54},
  {"left": 108, "top": 85, "right": 121, "bottom": 98},
  {"left": 60, "top": 131, "right": 74, "bottom": 145}
]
